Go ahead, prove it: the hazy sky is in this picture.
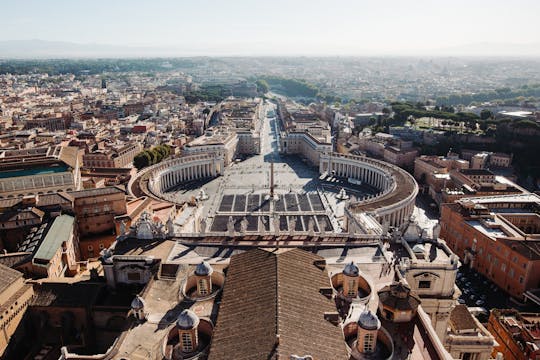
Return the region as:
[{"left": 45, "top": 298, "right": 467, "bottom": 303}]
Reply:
[{"left": 2, "top": 0, "right": 540, "bottom": 55}]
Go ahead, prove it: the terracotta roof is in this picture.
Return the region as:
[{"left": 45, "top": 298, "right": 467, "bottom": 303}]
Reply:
[
  {"left": 449, "top": 305, "right": 477, "bottom": 332},
  {"left": 378, "top": 282, "right": 421, "bottom": 311},
  {"left": 30, "top": 282, "right": 104, "bottom": 307},
  {"left": 208, "top": 248, "right": 348, "bottom": 360},
  {"left": 36, "top": 192, "right": 73, "bottom": 206},
  {"left": 68, "top": 185, "right": 125, "bottom": 199},
  {"left": 499, "top": 239, "right": 540, "bottom": 260},
  {"left": 0, "top": 263, "right": 23, "bottom": 294}
]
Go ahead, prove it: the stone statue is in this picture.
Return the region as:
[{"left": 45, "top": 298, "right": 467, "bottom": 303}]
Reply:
[
  {"left": 200, "top": 217, "right": 207, "bottom": 234},
  {"left": 166, "top": 217, "right": 175, "bottom": 237},
  {"left": 273, "top": 214, "right": 280, "bottom": 235},
  {"left": 119, "top": 220, "right": 127, "bottom": 235},
  {"left": 240, "top": 216, "right": 249, "bottom": 234},
  {"left": 307, "top": 217, "right": 315, "bottom": 236},
  {"left": 289, "top": 216, "right": 297, "bottom": 234},
  {"left": 227, "top": 216, "right": 235, "bottom": 235},
  {"left": 136, "top": 211, "right": 154, "bottom": 240},
  {"left": 319, "top": 219, "right": 326, "bottom": 235}
]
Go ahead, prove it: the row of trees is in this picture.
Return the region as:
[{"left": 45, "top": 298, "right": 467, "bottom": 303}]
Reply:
[
  {"left": 0, "top": 58, "right": 200, "bottom": 75},
  {"left": 133, "top": 144, "right": 172, "bottom": 170},
  {"left": 257, "top": 76, "right": 319, "bottom": 98},
  {"left": 391, "top": 102, "right": 479, "bottom": 123},
  {"left": 184, "top": 84, "right": 229, "bottom": 103},
  {"left": 436, "top": 84, "right": 540, "bottom": 106}
]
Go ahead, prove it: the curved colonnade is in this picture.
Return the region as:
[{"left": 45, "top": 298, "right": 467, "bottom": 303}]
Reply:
[
  {"left": 320, "top": 153, "right": 418, "bottom": 228},
  {"left": 128, "top": 153, "right": 224, "bottom": 201},
  {"left": 130, "top": 151, "right": 418, "bottom": 229}
]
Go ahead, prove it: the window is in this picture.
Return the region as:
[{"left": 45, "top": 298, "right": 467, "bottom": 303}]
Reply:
[
  {"left": 347, "top": 280, "right": 356, "bottom": 296},
  {"left": 501, "top": 263, "right": 506, "bottom": 272},
  {"left": 87, "top": 245, "right": 93, "bottom": 251},
  {"left": 198, "top": 279, "right": 208, "bottom": 296},
  {"left": 508, "top": 268, "right": 514, "bottom": 278},
  {"left": 363, "top": 333, "right": 375, "bottom": 353},
  {"left": 519, "top": 276, "right": 524, "bottom": 284},
  {"left": 419, "top": 281, "right": 431, "bottom": 289},
  {"left": 181, "top": 332, "right": 193, "bottom": 352},
  {"left": 99, "top": 244, "right": 104, "bottom": 250},
  {"left": 127, "top": 272, "right": 141, "bottom": 281}
]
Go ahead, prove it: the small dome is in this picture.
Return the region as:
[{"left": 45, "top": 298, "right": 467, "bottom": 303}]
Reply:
[
  {"left": 358, "top": 310, "right": 381, "bottom": 331},
  {"left": 195, "top": 261, "right": 213, "bottom": 276},
  {"left": 343, "top": 261, "right": 359, "bottom": 277},
  {"left": 131, "top": 295, "right": 145, "bottom": 310},
  {"left": 176, "top": 309, "right": 200, "bottom": 330}
]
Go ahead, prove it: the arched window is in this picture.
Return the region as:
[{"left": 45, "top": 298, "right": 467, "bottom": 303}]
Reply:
[
  {"left": 198, "top": 279, "right": 208, "bottom": 296},
  {"left": 347, "top": 280, "right": 356, "bottom": 296},
  {"left": 181, "top": 332, "right": 193, "bottom": 352},
  {"left": 363, "top": 333, "right": 375, "bottom": 353}
]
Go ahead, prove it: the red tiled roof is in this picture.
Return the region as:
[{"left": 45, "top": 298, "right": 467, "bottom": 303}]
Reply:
[{"left": 208, "top": 248, "right": 348, "bottom": 360}]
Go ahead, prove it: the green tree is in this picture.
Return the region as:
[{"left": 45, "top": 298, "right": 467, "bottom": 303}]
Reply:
[
  {"left": 133, "top": 151, "right": 151, "bottom": 170},
  {"left": 480, "top": 109, "right": 493, "bottom": 120},
  {"left": 255, "top": 79, "right": 269, "bottom": 94}
]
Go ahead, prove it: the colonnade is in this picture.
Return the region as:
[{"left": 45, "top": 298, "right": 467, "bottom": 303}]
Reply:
[
  {"left": 157, "top": 162, "right": 218, "bottom": 193},
  {"left": 324, "top": 160, "right": 392, "bottom": 191},
  {"left": 320, "top": 153, "right": 418, "bottom": 228},
  {"left": 145, "top": 154, "right": 224, "bottom": 196}
]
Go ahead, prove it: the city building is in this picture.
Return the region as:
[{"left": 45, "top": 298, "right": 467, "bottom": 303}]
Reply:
[
  {"left": 0, "top": 264, "right": 33, "bottom": 358},
  {"left": 70, "top": 186, "right": 127, "bottom": 236},
  {"left": 440, "top": 194, "right": 540, "bottom": 300},
  {"left": 0, "top": 146, "right": 82, "bottom": 199},
  {"left": 487, "top": 309, "right": 540, "bottom": 360},
  {"left": 278, "top": 100, "right": 333, "bottom": 166},
  {"left": 82, "top": 142, "right": 142, "bottom": 169}
]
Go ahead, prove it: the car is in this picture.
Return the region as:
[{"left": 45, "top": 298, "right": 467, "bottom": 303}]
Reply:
[
  {"left": 463, "top": 289, "right": 470, "bottom": 295},
  {"left": 458, "top": 298, "right": 466, "bottom": 304},
  {"left": 470, "top": 295, "right": 476, "bottom": 301},
  {"left": 475, "top": 300, "right": 485, "bottom": 306}
]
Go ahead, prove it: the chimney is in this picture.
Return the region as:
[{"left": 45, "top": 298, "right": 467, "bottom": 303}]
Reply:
[
  {"left": 319, "top": 287, "right": 333, "bottom": 299},
  {"left": 324, "top": 311, "right": 340, "bottom": 326},
  {"left": 313, "top": 259, "right": 326, "bottom": 270}
]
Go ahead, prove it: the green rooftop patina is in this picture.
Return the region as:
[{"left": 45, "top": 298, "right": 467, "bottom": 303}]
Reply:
[
  {"left": 34, "top": 215, "right": 74, "bottom": 262},
  {"left": 0, "top": 164, "right": 68, "bottom": 179}
]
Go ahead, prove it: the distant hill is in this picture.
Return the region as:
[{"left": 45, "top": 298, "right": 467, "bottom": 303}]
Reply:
[
  {"left": 0, "top": 40, "right": 175, "bottom": 58},
  {"left": 1, "top": 39, "right": 539, "bottom": 58},
  {"left": 429, "top": 42, "right": 540, "bottom": 57}
]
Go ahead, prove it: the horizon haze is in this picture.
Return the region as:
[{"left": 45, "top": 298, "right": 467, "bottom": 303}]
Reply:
[{"left": 1, "top": 0, "right": 540, "bottom": 58}]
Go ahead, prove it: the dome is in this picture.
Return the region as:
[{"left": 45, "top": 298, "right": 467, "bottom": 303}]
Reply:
[
  {"left": 343, "top": 261, "right": 359, "bottom": 277},
  {"left": 357, "top": 310, "right": 381, "bottom": 331},
  {"left": 131, "top": 295, "right": 145, "bottom": 310},
  {"left": 195, "top": 261, "right": 213, "bottom": 276},
  {"left": 176, "top": 309, "right": 200, "bottom": 330}
]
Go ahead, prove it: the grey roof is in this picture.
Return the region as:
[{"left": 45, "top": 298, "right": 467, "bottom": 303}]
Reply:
[
  {"left": 194, "top": 261, "right": 213, "bottom": 276},
  {"left": 176, "top": 309, "right": 199, "bottom": 330},
  {"left": 358, "top": 310, "right": 381, "bottom": 331},
  {"left": 33, "top": 215, "right": 74, "bottom": 262},
  {"left": 131, "top": 295, "right": 146, "bottom": 310},
  {"left": 343, "top": 261, "right": 359, "bottom": 276}
]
